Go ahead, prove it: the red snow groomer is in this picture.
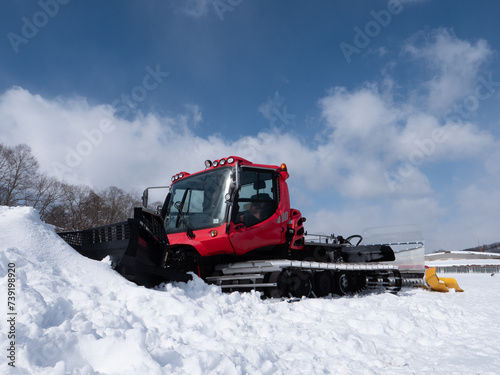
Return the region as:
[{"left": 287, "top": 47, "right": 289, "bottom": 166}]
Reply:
[{"left": 60, "top": 157, "right": 408, "bottom": 297}]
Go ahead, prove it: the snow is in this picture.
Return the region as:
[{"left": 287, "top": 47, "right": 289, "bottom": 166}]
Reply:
[{"left": 1, "top": 206, "right": 500, "bottom": 374}]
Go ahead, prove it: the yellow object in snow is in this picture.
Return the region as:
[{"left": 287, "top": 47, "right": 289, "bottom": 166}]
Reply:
[{"left": 425, "top": 267, "right": 464, "bottom": 292}]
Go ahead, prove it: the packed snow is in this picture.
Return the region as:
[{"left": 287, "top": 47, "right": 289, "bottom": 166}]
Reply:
[{"left": 1, "top": 206, "right": 499, "bottom": 374}]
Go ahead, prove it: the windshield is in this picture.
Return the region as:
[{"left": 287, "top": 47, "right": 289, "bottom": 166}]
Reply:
[{"left": 164, "top": 167, "right": 232, "bottom": 234}]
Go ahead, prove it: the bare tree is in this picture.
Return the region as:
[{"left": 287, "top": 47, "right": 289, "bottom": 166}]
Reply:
[
  {"left": 84, "top": 190, "right": 106, "bottom": 227},
  {"left": 44, "top": 185, "right": 137, "bottom": 231},
  {"left": 43, "top": 184, "right": 93, "bottom": 231},
  {"left": 0, "top": 144, "right": 39, "bottom": 206},
  {"left": 0, "top": 144, "right": 9, "bottom": 204},
  {"left": 100, "top": 186, "right": 136, "bottom": 225},
  {"left": 30, "top": 173, "right": 63, "bottom": 220},
  {"left": 0, "top": 142, "right": 140, "bottom": 232}
]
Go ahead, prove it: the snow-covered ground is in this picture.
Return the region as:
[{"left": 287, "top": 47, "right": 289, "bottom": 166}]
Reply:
[{"left": 1, "top": 206, "right": 499, "bottom": 375}]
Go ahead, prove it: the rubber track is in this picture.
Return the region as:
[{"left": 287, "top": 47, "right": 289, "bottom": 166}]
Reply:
[{"left": 206, "top": 259, "right": 402, "bottom": 296}]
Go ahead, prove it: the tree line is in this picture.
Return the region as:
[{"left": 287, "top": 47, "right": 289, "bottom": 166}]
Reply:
[
  {"left": 461, "top": 242, "right": 500, "bottom": 254},
  {"left": 0, "top": 143, "right": 139, "bottom": 231}
]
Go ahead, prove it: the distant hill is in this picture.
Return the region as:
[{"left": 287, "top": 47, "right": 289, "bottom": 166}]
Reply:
[{"left": 460, "top": 242, "right": 500, "bottom": 254}]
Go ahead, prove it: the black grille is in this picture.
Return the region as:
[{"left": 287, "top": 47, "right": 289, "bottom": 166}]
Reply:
[{"left": 58, "top": 222, "right": 130, "bottom": 248}]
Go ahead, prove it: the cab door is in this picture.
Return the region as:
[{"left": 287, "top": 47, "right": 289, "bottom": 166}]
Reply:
[{"left": 228, "top": 168, "right": 284, "bottom": 255}]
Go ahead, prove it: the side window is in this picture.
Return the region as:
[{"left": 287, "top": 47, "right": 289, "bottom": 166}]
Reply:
[{"left": 235, "top": 169, "right": 277, "bottom": 226}]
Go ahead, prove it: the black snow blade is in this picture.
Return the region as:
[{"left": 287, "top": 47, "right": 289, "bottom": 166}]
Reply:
[
  {"left": 118, "top": 262, "right": 192, "bottom": 287},
  {"left": 58, "top": 221, "right": 131, "bottom": 266},
  {"left": 138, "top": 264, "right": 192, "bottom": 283},
  {"left": 58, "top": 207, "right": 191, "bottom": 287}
]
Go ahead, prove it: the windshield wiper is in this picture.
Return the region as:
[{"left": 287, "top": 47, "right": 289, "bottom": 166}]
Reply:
[
  {"left": 174, "top": 189, "right": 196, "bottom": 239},
  {"left": 175, "top": 188, "right": 190, "bottom": 229}
]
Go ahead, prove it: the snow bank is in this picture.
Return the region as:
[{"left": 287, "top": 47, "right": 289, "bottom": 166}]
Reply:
[{"left": 1, "top": 206, "right": 500, "bottom": 374}]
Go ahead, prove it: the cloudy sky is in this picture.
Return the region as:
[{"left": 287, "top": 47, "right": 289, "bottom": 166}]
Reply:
[{"left": 1, "top": 0, "right": 499, "bottom": 252}]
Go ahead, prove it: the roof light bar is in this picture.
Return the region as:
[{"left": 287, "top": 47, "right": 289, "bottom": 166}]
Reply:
[
  {"left": 171, "top": 172, "right": 190, "bottom": 182},
  {"left": 203, "top": 156, "right": 238, "bottom": 169}
]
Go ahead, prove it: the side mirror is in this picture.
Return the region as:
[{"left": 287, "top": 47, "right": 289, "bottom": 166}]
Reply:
[{"left": 141, "top": 188, "right": 149, "bottom": 208}]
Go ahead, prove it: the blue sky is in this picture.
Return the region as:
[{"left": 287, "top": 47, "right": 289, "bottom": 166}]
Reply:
[{"left": 1, "top": 0, "right": 499, "bottom": 252}]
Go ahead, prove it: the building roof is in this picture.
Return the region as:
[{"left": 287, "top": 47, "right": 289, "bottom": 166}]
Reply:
[{"left": 425, "top": 251, "right": 500, "bottom": 267}]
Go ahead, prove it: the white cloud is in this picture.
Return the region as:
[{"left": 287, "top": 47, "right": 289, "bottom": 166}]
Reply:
[
  {"left": 0, "top": 29, "right": 498, "bottom": 251},
  {"left": 485, "top": 146, "right": 500, "bottom": 177},
  {"left": 394, "top": 114, "right": 494, "bottom": 162},
  {"left": 306, "top": 195, "right": 445, "bottom": 246},
  {"left": 0, "top": 84, "right": 497, "bottom": 251},
  {"left": 171, "top": 0, "right": 212, "bottom": 18},
  {"left": 404, "top": 28, "right": 492, "bottom": 113},
  {"left": 396, "top": 0, "right": 428, "bottom": 5},
  {"left": 257, "top": 92, "right": 285, "bottom": 121},
  {"left": 319, "top": 86, "right": 399, "bottom": 140},
  {"left": 0, "top": 87, "right": 216, "bottom": 190}
]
